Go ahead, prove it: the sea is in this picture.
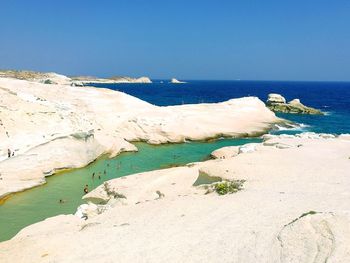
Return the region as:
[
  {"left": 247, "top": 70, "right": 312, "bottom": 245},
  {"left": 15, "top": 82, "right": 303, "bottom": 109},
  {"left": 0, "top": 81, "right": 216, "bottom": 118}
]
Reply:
[
  {"left": 92, "top": 80, "right": 350, "bottom": 134},
  {"left": 0, "top": 80, "right": 349, "bottom": 242}
]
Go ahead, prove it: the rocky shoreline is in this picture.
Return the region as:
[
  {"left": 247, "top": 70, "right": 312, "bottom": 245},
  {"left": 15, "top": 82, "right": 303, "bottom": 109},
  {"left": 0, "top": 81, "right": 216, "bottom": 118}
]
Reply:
[
  {"left": 0, "top": 70, "right": 152, "bottom": 85},
  {"left": 0, "top": 77, "right": 281, "bottom": 201},
  {"left": 1, "top": 132, "right": 349, "bottom": 262},
  {"left": 2, "top": 73, "right": 348, "bottom": 262},
  {"left": 72, "top": 76, "right": 152, "bottom": 84}
]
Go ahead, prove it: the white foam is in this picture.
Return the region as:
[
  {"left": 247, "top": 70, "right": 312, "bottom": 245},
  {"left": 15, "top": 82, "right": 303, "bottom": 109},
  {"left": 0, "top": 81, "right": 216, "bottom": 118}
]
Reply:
[{"left": 274, "top": 123, "right": 310, "bottom": 131}]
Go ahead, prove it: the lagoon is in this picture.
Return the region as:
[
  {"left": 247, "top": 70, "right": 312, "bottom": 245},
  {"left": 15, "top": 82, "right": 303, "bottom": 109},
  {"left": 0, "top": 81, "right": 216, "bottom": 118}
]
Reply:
[{"left": 0, "top": 138, "right": 260, "bottom": 241}]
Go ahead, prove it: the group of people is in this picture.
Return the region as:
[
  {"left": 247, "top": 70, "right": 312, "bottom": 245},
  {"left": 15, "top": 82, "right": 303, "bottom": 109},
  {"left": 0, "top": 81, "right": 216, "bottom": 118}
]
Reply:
[
  {"left": 82, "top": 162, "right": 121, "bottom": 196},
  {"left": 58, "top": 163, "right": 122, "bottom": 204},
  {"left": 57, "top": 162, "right": 125, "bottom": 204},
  {"left": 86, "top": 166, "right": 109, "bottom": 194},
  {"left": 91, "top": 170, "right": 106, "bottom": 180}
]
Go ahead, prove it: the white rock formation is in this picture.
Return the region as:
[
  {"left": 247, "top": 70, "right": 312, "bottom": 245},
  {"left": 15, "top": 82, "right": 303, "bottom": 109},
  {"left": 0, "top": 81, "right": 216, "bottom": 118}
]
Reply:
[
  {"left": 1, "top": 135, "right": 349, "bottom": 262},
  {"left": 274, "top": 212, "right": 350, "bottom": 262},
  {"left": 170, "top": 78, "right": 186, "bottom": 84},
  {"left": 0, "top": 70, "right": 153, "bottom": 85},
  {"left": 266, "top": 93, "right": 323, "bottom": 115},
  {"left": 134, "top": 76, "right": 152, "bottom": 83},
  {"left": 0, "top": 77, "right": 280, "bottom": 199},
  {"left": 267, "top": 93, "right": 286, "bottom": 104},
  {"left": 288, "top": 98, "right": 301, "bottom": 104},
  {"left": 0, "top": 70, "right": 72, "bottom": 85},
  {"left": 76, "top": 76, "right": 152, "bottom": 84},
  {"left": 210, "top": 146, "right": 240, "bottom": 159},
  {"left": 238, "top": 143, "right": 259, "bottom": 153}
]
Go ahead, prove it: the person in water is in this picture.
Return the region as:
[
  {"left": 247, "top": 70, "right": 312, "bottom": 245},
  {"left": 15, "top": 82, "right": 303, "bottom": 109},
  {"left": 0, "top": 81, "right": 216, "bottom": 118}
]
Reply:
[
  {"left": 59, "top": 199, "right": 66, "bottom": 204},
  {"left": 83, "top": 185, "right": 89, "bottom": 194},
  {"left": 92, "top": 172, "right": 95, "bottom": 179}
]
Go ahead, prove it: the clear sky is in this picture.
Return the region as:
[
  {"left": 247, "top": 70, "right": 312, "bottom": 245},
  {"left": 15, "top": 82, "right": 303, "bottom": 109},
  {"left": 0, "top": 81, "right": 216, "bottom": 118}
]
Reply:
[{"left": 1, "top": 0, "right": 349, "bottom": 81}]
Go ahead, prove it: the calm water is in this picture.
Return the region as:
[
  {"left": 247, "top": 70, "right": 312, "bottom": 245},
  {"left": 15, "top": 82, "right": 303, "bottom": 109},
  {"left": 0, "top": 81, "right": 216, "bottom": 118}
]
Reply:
[
  {"left": 0, "top": 138, "right": 260, "bottom": 241},
  {"left": 1, "top": 80, "right": 349, "bottom": 242},
  {"left": 93, "top": 80, "right": 350, "bottom": 134}
]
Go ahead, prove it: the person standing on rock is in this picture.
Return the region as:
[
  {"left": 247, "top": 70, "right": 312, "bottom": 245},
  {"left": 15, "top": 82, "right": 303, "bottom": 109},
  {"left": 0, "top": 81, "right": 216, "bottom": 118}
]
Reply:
[{"left": 7, "top": 149, "right": 11, "bottom": 158}]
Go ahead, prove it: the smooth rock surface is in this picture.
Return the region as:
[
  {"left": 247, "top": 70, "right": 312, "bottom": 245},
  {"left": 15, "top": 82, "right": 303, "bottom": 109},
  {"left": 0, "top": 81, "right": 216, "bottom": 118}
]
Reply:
[
  {"left": 79, "top": 76, "right": 152, "bottom": 84},
  {"left": 0, "top": 77, "right": 281, "bottom": 199},
  {"left": 210, "top": 146, "right": 240, "bottom": 159},
  {"left": 266, "top": 93, "right": 287, "bottom": 104},
  {"left": 1, "top": 135, "right": 349, "bottom": 262}
]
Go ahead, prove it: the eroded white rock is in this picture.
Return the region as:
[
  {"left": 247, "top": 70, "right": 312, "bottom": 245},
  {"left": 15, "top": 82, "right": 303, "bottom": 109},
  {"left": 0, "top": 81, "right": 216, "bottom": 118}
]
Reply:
[
  {"left": 0, "top": 78, "right": 281, "bottom": 199},
  {"left": 211, "top": 146, "right": 240, "bottom": 159},
  {"left": 266, "top": 93, "right": 286, "bottom": 104}
]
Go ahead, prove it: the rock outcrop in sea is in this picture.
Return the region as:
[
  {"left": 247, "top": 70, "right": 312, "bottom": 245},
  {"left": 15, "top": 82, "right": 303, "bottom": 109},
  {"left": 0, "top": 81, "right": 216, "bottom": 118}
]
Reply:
[
  {"left": 266, "top": 93, "right": 323, "bottom": 115},
  {"left": 170, "top": 78, "right": 186, "bottom": 84}
]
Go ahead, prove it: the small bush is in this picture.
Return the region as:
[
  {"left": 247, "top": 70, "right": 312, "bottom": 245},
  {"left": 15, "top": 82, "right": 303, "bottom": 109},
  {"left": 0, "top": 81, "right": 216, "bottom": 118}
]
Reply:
[
  {"left": 44, "top": 79, "right": 53, "bottom": 84},
  {"left": 213, "top": 180, "right": 245, "bottom": 195},
  {"left": 103, "top": 182, "right": 126, "bottom": 199}
]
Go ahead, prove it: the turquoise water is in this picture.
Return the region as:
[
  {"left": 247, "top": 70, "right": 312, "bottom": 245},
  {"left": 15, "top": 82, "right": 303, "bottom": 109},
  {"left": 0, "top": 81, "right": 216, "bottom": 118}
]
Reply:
[
  {"left": 1, "top": 80, "right": 349, "bottom": 242},
  {"left": 0, "top": 138, "right": 260, "bottom": 242}
]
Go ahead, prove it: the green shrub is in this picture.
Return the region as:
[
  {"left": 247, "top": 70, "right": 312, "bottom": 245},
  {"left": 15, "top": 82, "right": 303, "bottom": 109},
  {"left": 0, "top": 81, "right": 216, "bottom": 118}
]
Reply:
[
  {"left": 44, "top": 79, "right": 53, "bottom": 84},
  {"left": 214, "top": 180, "right": 245, "bottom": 195},
  {"left": 103, "top": 182, "right": 126, "bottom": 199}
]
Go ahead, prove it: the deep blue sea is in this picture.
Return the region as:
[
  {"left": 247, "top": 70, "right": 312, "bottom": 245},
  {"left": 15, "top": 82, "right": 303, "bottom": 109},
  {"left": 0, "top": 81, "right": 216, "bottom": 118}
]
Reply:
[
  {"left": 1, "top": 80, "right": 349, "bottom": 242},
  {"left": 92, "top": 80, "right": 350, "bottom": 134}
]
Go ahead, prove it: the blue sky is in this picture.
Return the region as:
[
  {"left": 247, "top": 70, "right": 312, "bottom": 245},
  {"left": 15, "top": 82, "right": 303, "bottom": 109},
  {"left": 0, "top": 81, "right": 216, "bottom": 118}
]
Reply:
[{"left": 1, "top": 0, "right": 349, "bottom": 81}]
